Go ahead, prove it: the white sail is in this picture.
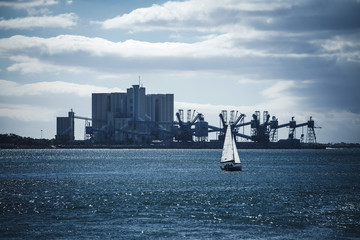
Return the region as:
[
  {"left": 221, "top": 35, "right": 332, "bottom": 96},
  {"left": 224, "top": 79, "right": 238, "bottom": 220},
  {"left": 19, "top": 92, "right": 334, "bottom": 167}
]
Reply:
[
  {"left": 221, "top": 125, "right": 235, "bottom": 163},
  {"left": 221, "top": 124, "right": 241, "bottom": 164},
  {"left": 232, "top": 133, "right": 241, "bottom": 164}
]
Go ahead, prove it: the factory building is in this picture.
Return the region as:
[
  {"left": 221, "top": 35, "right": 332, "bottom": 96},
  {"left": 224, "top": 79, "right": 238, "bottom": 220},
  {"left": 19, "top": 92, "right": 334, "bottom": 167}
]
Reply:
[
  {"left": 146, "top": 94, "right": 174, "bottom": 122},
  {"left": 55, "top": 109, "right": 74, "bottom": 142},
  {"left": 91, "top": 85, "right": 174, "bottom": 143},
  {"left": 127, "top": 84, "right": 146, "bottom": 121}
]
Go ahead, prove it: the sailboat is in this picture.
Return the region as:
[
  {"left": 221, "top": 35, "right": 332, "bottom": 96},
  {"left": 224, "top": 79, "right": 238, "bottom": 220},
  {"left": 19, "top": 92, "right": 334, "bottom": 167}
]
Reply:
[{"left": 220, "top": 124, "right": 242, "bottom": 171}]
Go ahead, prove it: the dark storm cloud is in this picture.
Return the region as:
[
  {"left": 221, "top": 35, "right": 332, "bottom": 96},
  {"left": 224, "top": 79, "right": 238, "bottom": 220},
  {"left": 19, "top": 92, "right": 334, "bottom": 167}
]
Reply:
[
  {"left": 245, "top": 0, "right": 360, "bottom": 32},
  {"left": 288, "top": 60, "right": 360, "bottom": 113},
  {"left": 220, "top": 0, "right": 360, "bottom": 115}
]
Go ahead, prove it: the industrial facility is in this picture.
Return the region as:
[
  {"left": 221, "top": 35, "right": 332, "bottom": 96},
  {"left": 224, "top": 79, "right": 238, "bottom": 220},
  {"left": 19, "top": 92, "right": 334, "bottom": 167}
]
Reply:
[{"left": 56, "top": 84, "right": 321, "bottom": 148}]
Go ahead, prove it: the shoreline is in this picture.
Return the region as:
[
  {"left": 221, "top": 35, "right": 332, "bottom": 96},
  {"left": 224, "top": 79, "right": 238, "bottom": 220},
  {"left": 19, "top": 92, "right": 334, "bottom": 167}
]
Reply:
[{"left": 3, "top": 142, "right": 360, "bottom": 150}]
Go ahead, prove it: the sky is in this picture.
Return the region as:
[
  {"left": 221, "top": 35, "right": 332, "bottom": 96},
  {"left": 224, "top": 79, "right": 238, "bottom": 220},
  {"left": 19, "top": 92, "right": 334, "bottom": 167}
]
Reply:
[{"left": 0, "top": 0, "right": 359, "bottom": 143}]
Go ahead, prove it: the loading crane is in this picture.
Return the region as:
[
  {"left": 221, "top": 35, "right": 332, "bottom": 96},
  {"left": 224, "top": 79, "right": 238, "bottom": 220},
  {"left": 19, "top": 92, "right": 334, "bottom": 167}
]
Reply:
[
  {"left": 218, "top": 111, "right": 253, "bottom": 141},
  {"left": 250, "top": 112, "right": 270, "bottom": 143},
  {"left": 218, "top": 111, "right": 321, "bottom": 144},
  {"left": 269, "top": 117, "right": 292, "bottom": 142},
  {"left": 233, "top": 113, "right": 246, "bottom": 126},
  {"left": 175, "top": 109, "right": 203, "bottom": 142},
  {"left": 306, "top": 116, "right": 320, "bottom": 143},
  {"left": 269, "top": 116, "right": 321, "bottom": 143},
  {"left": 269, "top": 116, "right": 279, "bottom": 142},
  {"left": 219, "top": 111, "right": 271, "bottom": 143}
]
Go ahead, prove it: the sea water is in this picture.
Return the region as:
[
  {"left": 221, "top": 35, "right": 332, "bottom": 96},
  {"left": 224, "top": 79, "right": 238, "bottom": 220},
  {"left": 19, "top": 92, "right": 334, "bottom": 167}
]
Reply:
[{"left": 0, "top": 148, "right": 359, "bottom": 239}]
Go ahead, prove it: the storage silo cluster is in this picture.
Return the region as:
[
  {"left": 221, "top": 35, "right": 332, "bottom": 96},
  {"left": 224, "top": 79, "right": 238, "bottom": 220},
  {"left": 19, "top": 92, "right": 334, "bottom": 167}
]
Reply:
[{"left": 91, "top": 84, "right": 174, "bottom": 144}]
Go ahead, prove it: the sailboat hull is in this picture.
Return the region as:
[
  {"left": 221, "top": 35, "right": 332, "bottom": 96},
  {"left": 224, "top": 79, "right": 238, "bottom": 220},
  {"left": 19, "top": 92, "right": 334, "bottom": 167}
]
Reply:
[{"left": 220, "top": 164, "right": 242, "bottom": 171}]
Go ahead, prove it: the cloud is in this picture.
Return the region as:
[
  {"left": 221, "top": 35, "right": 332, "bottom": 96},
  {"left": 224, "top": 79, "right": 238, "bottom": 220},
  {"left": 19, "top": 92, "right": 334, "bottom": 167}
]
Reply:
[
  {"left": 98, "top": 1, "right": 202, "bottom": 30},
  {"left": 0, "top": 13, "right": 78, "bottom": 29},
  {"left": 98, "top": 0, "right": 297, "bottom": 32},
  {"left": 96, "top": 73, "right": 133, "bottom": 80},
  {"left": 0, "top": 34, "right": 251, "bottom": 58},
  {"left": 0, "top": 80, "right": 124, "bottom": 97},
  {"left": 6, "top": 55, "right": 147, "bottom": 83},
  {"left": 0, "top": 0, "right": 60, "bottom": 16},
  {"left": 26, "top": 7, "right": 53, "bottom": 16},
  {"left": 237, "top": 76, "right": 270, "bottom": 84},
  {"left": 7, "top": 55, "right": 86, "bottom": 74},
  {"left": 261, "top": 80, "right": 312, "bottom": 99},
  {"left": 176, "top": 79, "right": 308, "bottom": 122},
  {"left": 0, "top": 103, "right": 56, "bottom": 122},
  {"left": 0, "top": 0, "right": 58, "bottom": 9},
  {"left": 311, "top": 34, "right": 360, "bottom": 63},
  {"left": 0, "top": 34, "right": 318, "bottom": 60}
]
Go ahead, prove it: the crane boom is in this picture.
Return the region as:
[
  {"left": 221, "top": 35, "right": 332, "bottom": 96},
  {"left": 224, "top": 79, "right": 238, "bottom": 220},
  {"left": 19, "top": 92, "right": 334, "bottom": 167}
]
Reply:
[
  {"left": 176, "top": 112, "right": 183, "bottom": 127},
  {"left": 276, "top": 123, "right": 290, "bottom": 129},
  {"left": 219, "top": 113, "right": 227, "bottom": 128},
  {"left": 295, "top": 122, "right": 308, "bottom": 128},
  {"left": 233, "top": 113, "right": 245, "bottom": 126},
  {"left": 190, "top": 113, "right": 201, "bottom": 126},
  {"left": 235, "top": 121, "right": 252, "bottom": 128}
]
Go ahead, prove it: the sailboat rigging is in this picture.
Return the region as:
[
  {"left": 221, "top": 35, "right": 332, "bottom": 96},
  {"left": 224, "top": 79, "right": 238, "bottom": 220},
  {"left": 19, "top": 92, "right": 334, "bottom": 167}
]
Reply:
[{"left": 220, "top": 124, "right": 242, "bottom": 171}]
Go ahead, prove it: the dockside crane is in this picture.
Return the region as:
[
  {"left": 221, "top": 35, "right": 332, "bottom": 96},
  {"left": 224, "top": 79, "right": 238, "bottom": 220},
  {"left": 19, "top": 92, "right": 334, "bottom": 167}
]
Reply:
[
  {"left": 269, "top": 117, "right": 291, "bottom": 142},
  {"left": 233, "top": 113, "right": 246, "bottom": 126},
  {"left": 232, "top": 113, "right": 253, "bottom": 141},
  {"left": 306, "top": 116, "right": 320, "bottom": 143},
  {"left": 250, "top": 112, "right": 271, "bottom": 143},
  {"left": 218, "top": 111, "right": 253, "bottom": 141},
  {"left": 230, "top": 111, "right": 271, "bottom": 143},
  {"left": 269, "top": 116, "right": 321, "bottom": 143},
  {"left": 175, "top": 110, "right": 203, "bottom": 142},
  {"left": 217, "top": 111, "right": 229, "bottom": 141}
]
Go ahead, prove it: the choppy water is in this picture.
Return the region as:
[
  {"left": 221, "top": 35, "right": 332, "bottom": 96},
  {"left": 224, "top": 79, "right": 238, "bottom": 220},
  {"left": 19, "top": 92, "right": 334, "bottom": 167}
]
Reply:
[{"left": 0, "top": 148, "right": 359, "bottom": 239}]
